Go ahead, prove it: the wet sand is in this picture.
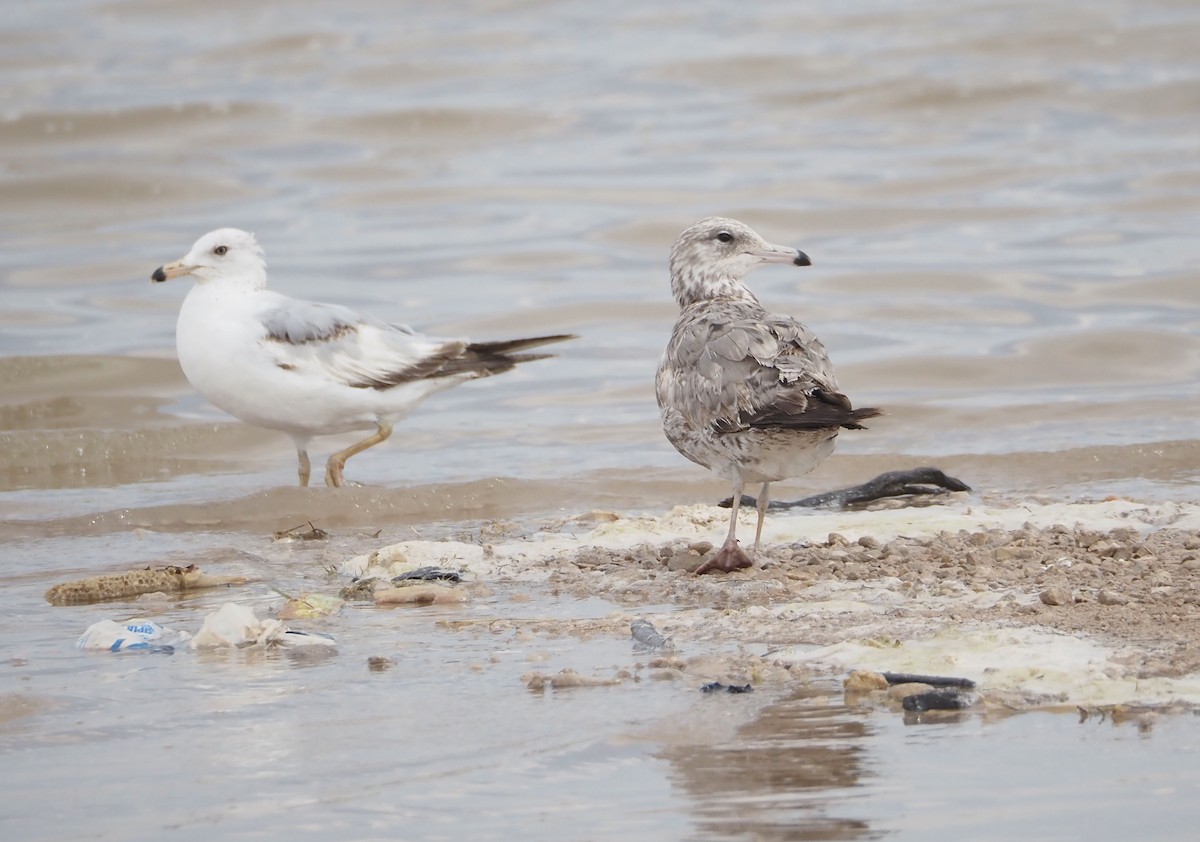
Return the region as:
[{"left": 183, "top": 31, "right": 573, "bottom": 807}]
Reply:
[
  {"left": 336, "top": 495, "right": 1200, "bottom": 708},
  {"left": 4, "top": 0, "right": 1200, "bottom": 837},
  {"left": 7, "top": 492, "right": 1200, "bottom": 841}
]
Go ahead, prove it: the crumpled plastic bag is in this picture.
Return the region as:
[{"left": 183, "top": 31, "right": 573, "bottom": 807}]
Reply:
[
  {"left": 189, "top": 603, "right": 336, "bottom": 650},
  {"left": 77, "top": 604, "right": 335, "bottom": 655},
  {"left": 76, "top": 619, "right": 187, "bottom": 653}
]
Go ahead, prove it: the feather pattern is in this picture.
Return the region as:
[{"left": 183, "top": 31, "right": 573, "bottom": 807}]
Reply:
[
  {"left": 655, "top": 217, "right": 880, "bottom": 568},
  {"left": 155, "top": 226, "right": 574, "bottom": 485}
]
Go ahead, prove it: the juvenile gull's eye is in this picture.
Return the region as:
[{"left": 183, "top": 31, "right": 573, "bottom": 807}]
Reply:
[
  {"left": 716, "top": 231, "right": 733, "bottom": 243},
  {"left": 213, "top": 245, "right": 228, "bottom": 256}
]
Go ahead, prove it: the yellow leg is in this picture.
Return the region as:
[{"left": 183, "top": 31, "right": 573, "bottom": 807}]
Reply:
[{"left": 325, "top": 422, "right": 393, "bottom": 488}]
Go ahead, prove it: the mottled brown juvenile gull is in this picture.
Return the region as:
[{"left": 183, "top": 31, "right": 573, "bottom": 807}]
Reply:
[
  {"left": 153, "top": 228, "right": 574, "bottom": 487},
  {"left": 655, "top": 217, "right": 881, "bottom": 573}
]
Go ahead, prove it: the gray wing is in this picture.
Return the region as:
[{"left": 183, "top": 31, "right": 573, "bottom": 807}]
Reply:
[
  {"left": 255, "top": 294, "right": 469, "bottom": 390},
  {"left": 658, "top": 309, "right": 867, "bottom": 434},
  {"left": 260, "top": 297, "right": 410, "bottom": 346}
]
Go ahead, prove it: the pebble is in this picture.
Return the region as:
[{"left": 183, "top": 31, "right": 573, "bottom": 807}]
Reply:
[
  {"left": 1148, "top": 570, "right": 1173, "bottom": 587},
  {"left": 374, "top": 584, "right": 467, "bottom": 605},
  {"left": 843, "top": 670, "right": 889, "bottom": 692},
  {"left": 1040, "top": 585, "right": 1073, "bottom": 606},
  {"left": 667, "top": 550, "right": 703, "bottom": 572},
  {"left": 524, "top": 669, "right": 622, "bottom": 690},
  {"left": 886, "top": 682, "right": 935, "bottom": 701}
]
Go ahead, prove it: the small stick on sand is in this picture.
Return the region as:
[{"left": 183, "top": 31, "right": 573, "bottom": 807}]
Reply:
[{"left": 881, "top": 671, "right": 976, "bottom": 689}]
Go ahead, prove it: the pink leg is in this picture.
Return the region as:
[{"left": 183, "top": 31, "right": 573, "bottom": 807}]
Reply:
[{"left": 695, "top": 472, "right": 753, "bottom": 574}]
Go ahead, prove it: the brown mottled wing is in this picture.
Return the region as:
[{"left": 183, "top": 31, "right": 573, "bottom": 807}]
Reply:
[{"left": 658, "top": 307, "right": 877, "bottom": 434}]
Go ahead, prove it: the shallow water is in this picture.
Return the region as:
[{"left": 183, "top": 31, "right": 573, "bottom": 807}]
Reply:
[{"left": 3, "top": 0, "right": 1200, "bottom": 838}]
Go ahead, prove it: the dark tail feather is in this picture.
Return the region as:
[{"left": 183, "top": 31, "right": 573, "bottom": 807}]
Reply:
[
  {"left": 841, "top": 406, "right": 884, "bottom": 431},
  {"left": 354, "top": 334, "right": 574, "bottom": 389},
  {"left": 467, "top": 333, "right": 577, "bottom": 357},
  {"left": 743, "top": 396, "right": 884, "bottom": 433},
  {"left": 433, "top": 333, "right": 576, "bottom": 379}
]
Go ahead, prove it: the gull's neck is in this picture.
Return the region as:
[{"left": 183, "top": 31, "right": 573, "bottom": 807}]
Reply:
[
  {"left": 670, "top": 264, "right": 761, "bottom": 310},
  {"left": 204, "top": 263, "right": 268, "bottom": 293}
]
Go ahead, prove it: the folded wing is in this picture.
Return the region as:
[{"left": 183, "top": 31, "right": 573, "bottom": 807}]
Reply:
[
  {"left": 258, "top": 295, "right": 572, "bottom": 391},
  {"left": 662, "top": 313, "right": 880, "bottom": 434}
]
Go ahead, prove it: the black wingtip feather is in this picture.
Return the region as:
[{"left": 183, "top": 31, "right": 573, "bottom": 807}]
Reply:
[
  {"left": 739, "top": 400, "right": 885, "bottom": 433},
  {"left": 841, "top": 406, "right": 884, "bottom": 430},
  {"left": 467, "top": 333, "right": 577, "bottom": 356},
  {"left": 353, "top": 333, "right": 575, "bottom": 390}
]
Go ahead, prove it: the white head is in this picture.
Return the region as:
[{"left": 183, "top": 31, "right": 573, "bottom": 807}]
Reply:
[
  {"left": 668, "top": 216, "right": 810, "bottom": 308},
  {"left": 152, "top": 228, "right": 268, "bottom": 290}
]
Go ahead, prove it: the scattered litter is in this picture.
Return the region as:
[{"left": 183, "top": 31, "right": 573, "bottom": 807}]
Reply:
[
  {"left": 391, "top": 567, "right": 463, "bottom": 583},
  {"left": 191, "top": 603, "right": 282, "bottom": 648},
  {"left": 630, "top": 618, "right": 674, "bottom": 652},
  {"left": 190, "top": 603, "right": 337, "bottom": 650},
  {"left": 277, "top": 593, "right": 344, "bottom": 620},
  {"left": 844, "top": 670, "right": 976, "bottom": 714},
  {"left": 902, "top": 690, "right": 973, "bottom": 712},
  {"left": 339, "top": 578, "right": 380, "bottom": 601},
  {"left": 374, "top": 583, "right": 467, "bottom": 606},
  {"left": 367, "top": 656, "right": 394, "bottom": 672},
  {"left": 341, "top": 541, "right": 488, "bottom": 580},
  {"left": 46, "top": 565, "right": 247, "bottom": 605},
  {"left": 1077, "top": 703, "right": 1183, "bottom": 730},
  {"left": 272, "top": 521, "right": 329, "bottom": 542},
  {"left": 700, "top": 681, "right": 753, "bottom": 694},
  {"left": 881, "top": 671, "right": 976, "bottom": 689},
  {"left": 76, "top": 619, "right": 184, "bottom": 654},
  {"left": 279, "top": 629, "right": 338, "bottom": 648}
]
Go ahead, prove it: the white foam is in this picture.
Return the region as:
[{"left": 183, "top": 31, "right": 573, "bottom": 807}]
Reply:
[{"left": 342, "top": 498, "right": 1200, "bottom": 707}]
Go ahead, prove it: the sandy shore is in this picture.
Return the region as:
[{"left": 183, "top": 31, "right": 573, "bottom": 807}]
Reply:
[{"left": 341, "top": 495, "right": 1200, "bottom": 710}]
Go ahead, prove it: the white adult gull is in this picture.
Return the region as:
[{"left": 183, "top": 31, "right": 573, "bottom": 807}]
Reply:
[
  {"left": 153, "top": 228, "right": 574, "bottom": 487},
  {"left": 655, "top": 217, "right": 881, "bottom": 574}
]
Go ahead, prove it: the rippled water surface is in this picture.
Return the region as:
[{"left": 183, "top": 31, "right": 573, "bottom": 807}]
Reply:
[{"left": 3, "top": 0, "right": 1200, "bottom": 838}]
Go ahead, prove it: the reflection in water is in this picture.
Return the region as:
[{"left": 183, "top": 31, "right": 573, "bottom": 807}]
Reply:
[
  {"left": 902, "top": 709, "right": 971, "bottom": 729},
  {"left": 3, "top": 0, "right": 1200, "bottom": 838},
  {"left": 664, "top": 688, "right": 878, "bottom": 841}
]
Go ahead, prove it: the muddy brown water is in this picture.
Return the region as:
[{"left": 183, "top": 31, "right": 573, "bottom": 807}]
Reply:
[{"left": 3, "top": 1, "right": 1200, "bottom": 839}]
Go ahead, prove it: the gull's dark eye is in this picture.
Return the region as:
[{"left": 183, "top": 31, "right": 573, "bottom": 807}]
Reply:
[
  {"left": 716, "top": 231, "right": 733, "bottom": 243},
  {"left": 213, "top": 245, "right": 229, "bottom": 256}
]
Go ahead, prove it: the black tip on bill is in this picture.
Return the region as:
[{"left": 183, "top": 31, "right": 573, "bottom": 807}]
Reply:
[
  {"left": 794, "top": 252, "right": 812, "bottom": 267},
  {"left": 151, "top": 267, "right": 167, "bottom": 283}
]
